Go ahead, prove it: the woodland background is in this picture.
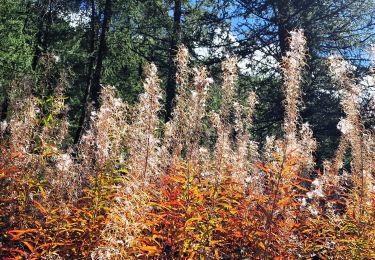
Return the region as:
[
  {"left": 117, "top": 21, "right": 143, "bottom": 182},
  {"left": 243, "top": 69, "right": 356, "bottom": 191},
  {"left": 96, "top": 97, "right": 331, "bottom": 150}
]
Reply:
[{"left": 1, "top": 0, "right": 374, "bottom": 160}]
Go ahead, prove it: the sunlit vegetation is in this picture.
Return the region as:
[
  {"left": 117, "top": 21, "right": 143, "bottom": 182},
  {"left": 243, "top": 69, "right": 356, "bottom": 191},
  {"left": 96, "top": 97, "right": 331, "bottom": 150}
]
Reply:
[{"left": 1, "top": 30, "right": 374, "bottom": 259}]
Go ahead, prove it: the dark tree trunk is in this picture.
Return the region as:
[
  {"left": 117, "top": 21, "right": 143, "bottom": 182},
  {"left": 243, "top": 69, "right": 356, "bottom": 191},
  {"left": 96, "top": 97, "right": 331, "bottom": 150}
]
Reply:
[
  {"left": 165, "top": 0, "right": 182, "bottom": 122},
  {"left": 74, "top": 0, "right": 112, "bottom": 144},
  {"left": 0, "top": 95, "right": 8, "bottom": 121},
  {"left": 272, "top": 0, "right": 292, "bottom": 59},
  {"left": 74, "top": 0, "right": 97, "bottom": 144},
  {"left": 90, "top": 0, "right": 112, "bottom": 109}
]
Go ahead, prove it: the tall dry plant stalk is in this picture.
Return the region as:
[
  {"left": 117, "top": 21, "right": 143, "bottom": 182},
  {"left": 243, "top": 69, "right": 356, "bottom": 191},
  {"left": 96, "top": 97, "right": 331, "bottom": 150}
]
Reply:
[
  {"left": 1, "top": 73, "right": 79, "bottom": 205},
  {"left": 185, "top": 66, "right": 212, "bottom": 163},
  {"left": 212, "top": 57, "right": 238, "bottom": 177},
  {"left": 127, "top": 63, "right": 162, "bottom": 181},
  {"left": 365, "top": 49, "right": 375, "bottom": 198},
  {"left": 233, "top": 92, "right": 259, "bottom": 185},
  {"left": 328, "top": 54, "right": 369, "bottom": 213},
  {"left": 92, "top": 86, "right": 128, "bottom": 168},
  {"left": 79, "top": 86, "right": 128, "bottom": 171},
  {"left": 282, "top": 29, "right": 307, "bottom": 146},
  {"left": 161, "top": 46, "right": 190, "bottom": 164},
  {"left": 299, "top": 122, "right": 317, "bottom": 170},
  {"left": 329, "top": 55, "right": 363, "bottom": 173},
  {"left": 220, "top": 56, "right": 238, "bottom": 118},
  {"left": 51, "top": 84, "right": 128, "bottom": 206},
  {"left": 331, "top": 134, "right": 349, "bottom": 172},
  {"left": 176, "top": 45, "right": 189, "bottom": 88},
  {"left": 211, "top": 111, "right": 232, "bottom": 176},
  {"left": 93, "top": 66, "right": 161, "bottom": 258},
  {"left": 262, "top": 30, "right": 317, "bottom": 253},
  {"left": 7, "top": 78, "right": 38, "bottom": 155},
  {"left": 283, "top": 30, "right": 316, "bottom": 170},
  {"left": 265, "top": 29, "right": 316, "bottom": 172}
]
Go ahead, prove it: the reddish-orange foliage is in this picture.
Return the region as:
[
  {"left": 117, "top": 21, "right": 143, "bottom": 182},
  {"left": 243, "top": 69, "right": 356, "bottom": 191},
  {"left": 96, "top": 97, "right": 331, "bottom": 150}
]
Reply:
[
  {"left": 132, "top": 159, "right": 312, "bottom": 259},
  {"left": 0, "top": 148, "right": 117, "bottom": 259},
  {"left": 2, "top": 145, "right": 374, "bottom": 259}
]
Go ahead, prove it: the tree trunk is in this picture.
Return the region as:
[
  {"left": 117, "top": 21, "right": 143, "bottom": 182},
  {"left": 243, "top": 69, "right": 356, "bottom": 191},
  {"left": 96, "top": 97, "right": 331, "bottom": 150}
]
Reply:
[
  {"left": 0, "top": 94, "right": 8, "bottom": 121},
  {"left": 74, "top": 0, "right": 112, "bottom": 144},
  {"left": 74, "top": 0, "right": 97, "bottom": 144},
  {"left": 273, "top": 0, "right": 292, "bottom": 59},
  {"left": 90, "top": 0, "right": 112, "bottom": 109},
  {"left": 165, "top": 0, "right": 182, "bottom": 122}
]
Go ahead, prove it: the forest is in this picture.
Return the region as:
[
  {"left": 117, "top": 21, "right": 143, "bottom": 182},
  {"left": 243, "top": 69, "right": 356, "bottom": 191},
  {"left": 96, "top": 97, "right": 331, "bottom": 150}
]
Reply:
[{"left": 0, "top": 0, "right": 375, "bottom": 259}]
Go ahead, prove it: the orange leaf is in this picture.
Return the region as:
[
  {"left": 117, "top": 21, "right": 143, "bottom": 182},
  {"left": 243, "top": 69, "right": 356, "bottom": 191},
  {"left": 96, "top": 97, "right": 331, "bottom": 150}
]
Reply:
[
  {"left": 140, "top": 246, "right": 161, "bottom": 253},
  {"left": 292, "top": 184, "right": 309, "bottom": 192},
  {"left": 255, "top": 163, "right": 270, "bottom": 172},
  {"left": 295, "top": 176, "right": 312, "bottom": 182},
  {"left": 0, "top": 167, "right": 18, "bottom": 174},
  {"left": 259, "top": 241, "right": 266, "bottom": 250},
  {"left": 32, "top": 200, "right": 48, "bottom": 215},
  {"left": 209, "top": 240, "right": 223, "bottom": 246},
  {"left": 39, "top": 242, "right": 71, "bottom": 248},
  {"left": 188, "top": 251, "right": 196, "bottom": 260},
  {"left": 185, "top": 217, "right": 202, "bottom": 226},
  {"left": 7, "top": 229, "right": 39, "bottom": 239},
  {"left": 214, "top": 249, "right": 220, "bottom": 260},
  {"left": 168, "top": 175, "right": 186, "bottom": 183},
  {"left": 277, "top": 197, "right": 290, "bottom": 207},
  {"left": 22, "top": 242, "right": 34, "bottom": 252}
]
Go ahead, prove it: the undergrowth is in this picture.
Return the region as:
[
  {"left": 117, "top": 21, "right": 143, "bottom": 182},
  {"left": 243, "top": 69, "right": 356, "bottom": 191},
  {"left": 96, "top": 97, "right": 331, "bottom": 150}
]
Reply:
[{"left": 0, "top": 30, "right": 374, "bottom": 259}]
